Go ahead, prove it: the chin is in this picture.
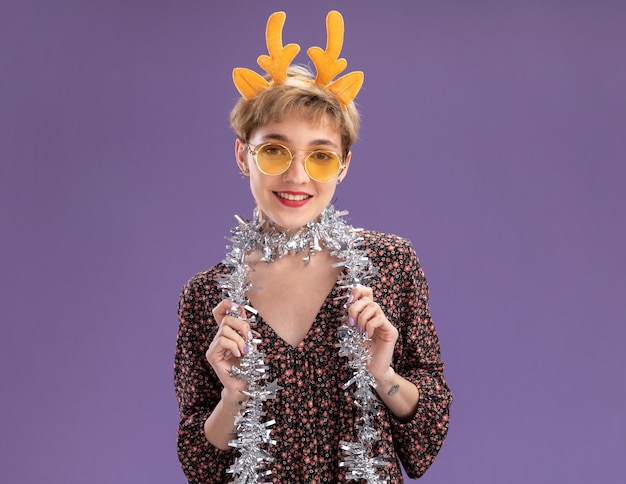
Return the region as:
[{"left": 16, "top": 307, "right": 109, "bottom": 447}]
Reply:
[
  {"left": 272, "top": 216, "right": 312, "bottom": 232},
  {"left": 263, "top": 209, "right": 322, "bottom": 231}
]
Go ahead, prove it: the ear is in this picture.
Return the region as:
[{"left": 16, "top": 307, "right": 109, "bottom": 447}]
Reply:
[
  {"left": 235, "top": 139, "right": 249, "bottom": 174},
  {"left": 337, "top": 150, "right": 351, "bottom": 183}
]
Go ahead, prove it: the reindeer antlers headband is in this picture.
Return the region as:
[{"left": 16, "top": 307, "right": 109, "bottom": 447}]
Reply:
[{"left": 233, "top": 10, "right": 364, "bottom": 108}]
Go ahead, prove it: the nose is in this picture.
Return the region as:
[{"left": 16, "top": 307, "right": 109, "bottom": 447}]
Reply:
[{"left": 282, "top": 152, "right": 310, "bottom": 184}]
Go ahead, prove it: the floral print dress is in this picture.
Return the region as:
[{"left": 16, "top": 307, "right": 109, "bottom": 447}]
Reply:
[{"left": 175, "top": 231, "right": 452, "bottom": 483}]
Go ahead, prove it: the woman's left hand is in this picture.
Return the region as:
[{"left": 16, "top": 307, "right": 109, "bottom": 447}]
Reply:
[{"left": 347, "top": 286, "right": 398, "bottom": 381}]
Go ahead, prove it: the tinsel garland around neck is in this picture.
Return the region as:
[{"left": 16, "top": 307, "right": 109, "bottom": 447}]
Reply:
[{"left": 218, "top": 205, "right": 389, "bottom": 483}]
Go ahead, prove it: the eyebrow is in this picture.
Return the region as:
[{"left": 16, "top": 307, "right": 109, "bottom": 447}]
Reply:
[{"left": 259, "top": 133, "right": 340, "bottom": 150}]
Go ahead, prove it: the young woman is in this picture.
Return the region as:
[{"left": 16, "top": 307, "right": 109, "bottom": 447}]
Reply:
[{"left": 175, "top": 11, "right": 451, "bottom": 483}]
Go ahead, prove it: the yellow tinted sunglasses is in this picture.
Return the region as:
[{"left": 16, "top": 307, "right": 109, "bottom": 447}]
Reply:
[{"left": 248, "top": 143, "right": 345, "bottom": 182}]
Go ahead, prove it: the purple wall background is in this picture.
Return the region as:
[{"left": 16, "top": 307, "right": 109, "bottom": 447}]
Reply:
[{"left": 1, "top": 1, "right": 624, "bottom": 482}]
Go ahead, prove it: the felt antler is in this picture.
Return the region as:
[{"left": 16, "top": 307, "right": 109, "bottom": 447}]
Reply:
[
  {"left": 308, "top": 11, "right": 363, "bottom": 106},
  {"left": 258, "top": 12, "right": 300, "bottom": 83},
  {"left": 232, "top": 10, "right": 363, "bottom": 107},
  {"left": 233, "top": 11, "right": 300, "bottom": 99}
]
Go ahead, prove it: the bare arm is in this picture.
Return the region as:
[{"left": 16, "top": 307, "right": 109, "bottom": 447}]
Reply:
[
  {"left": 374, "top": 366, "right": 419, "bottom": 422},
  {"left": 203, "top": 388, "right": 244, "bottom": 449},
  {"left": 203, "top": 300, "right": 253, "bottom": 449}
]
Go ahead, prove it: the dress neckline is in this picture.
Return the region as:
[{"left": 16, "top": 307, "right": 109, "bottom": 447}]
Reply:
[{"left": 252, "top": 281, "right": 342, "bottom": 350}]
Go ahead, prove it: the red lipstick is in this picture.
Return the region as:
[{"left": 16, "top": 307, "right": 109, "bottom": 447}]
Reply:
[{"left": 274, "top": 191, "right": 312, "bottom": 208}]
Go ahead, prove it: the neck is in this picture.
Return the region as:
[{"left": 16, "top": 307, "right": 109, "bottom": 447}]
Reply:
[
  {"left": 254, "top": 208, "right": 324, "bottom": 235},
  {"left": 245, "top": 206, "right": 346, "bottom": 263}
]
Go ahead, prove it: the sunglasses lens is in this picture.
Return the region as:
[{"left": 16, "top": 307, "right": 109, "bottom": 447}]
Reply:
[
  {"left": 254, "top": 144, "right": 291, "bottom": 175},
  {"left": 305, "top": 152, "right": 341, "bottom": 182},
  {"left": 253, "top": 144, "right": 342, "bottom": 182}
]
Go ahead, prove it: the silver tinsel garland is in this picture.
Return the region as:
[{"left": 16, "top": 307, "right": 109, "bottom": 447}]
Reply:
[{"left": 218, "top": 206, "right": 388, "bottom": 483}]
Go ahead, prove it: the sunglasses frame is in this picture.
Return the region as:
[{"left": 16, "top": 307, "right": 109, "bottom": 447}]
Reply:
[{"left": 247, "top": 142, "right": 346, "bottom": 182}]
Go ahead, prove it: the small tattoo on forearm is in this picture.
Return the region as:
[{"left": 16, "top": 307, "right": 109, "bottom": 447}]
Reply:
[{"left": 387, "top": 384, "right": 400, "bottom": 396}]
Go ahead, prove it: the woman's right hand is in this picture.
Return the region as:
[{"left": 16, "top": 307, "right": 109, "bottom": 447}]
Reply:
[{"left": 206, "top": 300, "right": 253, "bottom": 397}]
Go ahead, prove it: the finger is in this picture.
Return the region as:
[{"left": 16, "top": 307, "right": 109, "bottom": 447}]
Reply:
[
  {"left": 362, "top": 314, "right": 387, "bottom": 338},
  {"left": 207, "top": 326, "right": 252, "bottom": 361},
  {"left": 206, "top": 335, "right": 242, "bottom": 362},
  {"left": 220, "top": 325, "right": 250, "bottom": 355},
  {"left": 367, "top": 317, "right": 399, "bottom": 345},
  {"left": 357, "top": 307, "right": 384, "bottom": 336},
  {"left": 356, "top": 303, "right": 379, "bottom": 326},
  {"left": 213, "top": 300, "right": 249, "bottom": 324},
  {"left": 349, "top": 286, "right": 374, "bottom": 303},
  {"left": 348, "top": 296, "right": 373, "bottom": 314},
  {"left": 219, "top": 314, "right": 253, "bottom": 341},
  {"left": 348, "top": 297, "right": 374, "bottom": 328},
  {"left": 212, "top": 299, "right": 237, "bottom": 324}
]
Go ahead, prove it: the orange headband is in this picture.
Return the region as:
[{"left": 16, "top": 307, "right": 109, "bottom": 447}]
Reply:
[{"left": 233, "top": 10, "right": 364, "bottom": 108}]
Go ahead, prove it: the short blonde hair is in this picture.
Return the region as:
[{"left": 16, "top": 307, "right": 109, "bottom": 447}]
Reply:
[{"left": 230, "top": 65, "right": 360, "bottom": 156}]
